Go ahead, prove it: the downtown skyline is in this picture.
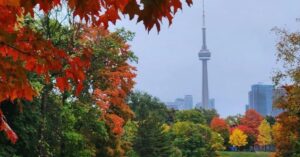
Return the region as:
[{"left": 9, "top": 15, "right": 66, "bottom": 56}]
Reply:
[{"left": 113, "top": 0, "right": 300, "bottom": 117}]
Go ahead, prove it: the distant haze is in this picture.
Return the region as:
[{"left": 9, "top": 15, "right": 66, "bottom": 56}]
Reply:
[{"left": 113, "top": 0, "right": 300, "bottom": 117}]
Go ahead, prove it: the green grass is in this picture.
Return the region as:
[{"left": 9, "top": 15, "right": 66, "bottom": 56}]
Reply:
[{"left": 218, "top": 151, "right": 273, "bottom": 157}]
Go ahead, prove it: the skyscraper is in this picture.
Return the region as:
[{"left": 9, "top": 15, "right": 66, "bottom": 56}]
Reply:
[
  {"left": 248, "top": 84, "right": 273, "bottom": 116},
  {"left": 199, "top": 0, "right": 211, "bottom": 109},
  {"left": 184, "top": 95, "right": 193, "bottom": 110},
  {"left": 247, "top": 84, "right": 284, "bottom": 116}
]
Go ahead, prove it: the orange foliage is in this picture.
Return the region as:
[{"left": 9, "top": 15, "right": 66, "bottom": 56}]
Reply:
[
  {"left": 210, "top": 116, "right": 229, "bottom": 134},
  {"left": 85, "top": 27, "right": 136, "bottom": 136},
  {"left": 273, "top": 86, "right": 300, "bottom": 156},
  {"left": 0, "top": 0, "right": 192, "bottom": 143},
  {"left": 240, "top": 109, "right": 263, "bottom": 140}
]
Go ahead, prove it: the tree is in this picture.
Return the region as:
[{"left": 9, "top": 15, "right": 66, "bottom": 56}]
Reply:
[
  {"left": 122, "top": 120, "right": 139, "bottom": 157},
  {"left": 0, "top": 0, "right": 193, "bottom": 143},
  {"left": 210, "top": 117, "right": 229, "bottom": 136},
  {"left": 226, "top": 114, "right": 242, "bottom": 127},
  {"left": 175, "top": 109, "right": 206, "bottom": 124},
  {"left": 198, "top": 108, "right": 219, "bottom": 125},
  {"left": 134, "top": 115, "right": 172, "bottom": 157},
  {"left": 265, "top": 116, "right": 276, "bottom": 126},
  {"left": 240, "top": 109, "right": 263, "bottom": 146},
  {"left": 211, "top": 132, "right": 225, "bottom": 151},
  {"left": 171, "top": 121, "right": 217, "bottom": 157},
  {"left": 127, "top": 92, "right": 169, "bottom": 122},
  {"left": 126, "top": 92, "right": 174, "bottom": 157},
  {"left": 0, "top": 95, "right": 109, "bottom": 157},
  {"left": 229, "top": 128, "right": 248, "bottom": 150},
  {"left": 257, "top": 120, "right": 272, "bottom": 150},
  {"left": 210, "top": 117, "right": 229, "bottom": 148},
  {"left": 0, "top": 13, "right": 137, "bottom": 156},
  {"left": 272, "top": 28, "right": 300, "bottom": 157}
]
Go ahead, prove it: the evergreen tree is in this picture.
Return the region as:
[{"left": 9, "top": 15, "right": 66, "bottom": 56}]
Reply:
[{"left": 134, "top": 115, "right": 171, "bottom": 157}]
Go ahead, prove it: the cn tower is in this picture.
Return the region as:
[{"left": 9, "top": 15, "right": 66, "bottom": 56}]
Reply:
[{"left": 198, "top": 0, "right": 211, "bottom": 109}]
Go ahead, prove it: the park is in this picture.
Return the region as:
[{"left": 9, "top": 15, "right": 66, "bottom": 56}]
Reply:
[{"left": 0, "top": 0, "right": 299, "bottom": 157}]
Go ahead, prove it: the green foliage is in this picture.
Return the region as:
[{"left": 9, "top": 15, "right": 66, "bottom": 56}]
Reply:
[
  {"left": 265, "top": 116, "right": 276, "bottom": 126},
  {"left": 199, "top": 109, "right": 219, "bottom": 125},
  {"left": 127, "top": 92, "right": 169, "bottom": 122},
  {"left": 175, "top": 110, "right": 206, "bottom": 124},
  {"left": 0, "top": 96, "right": 109, "bottom": 157},
  {"left": 171, "top": 121, "right": 217, "bottom": 157},
  {"left": 226, "top": 115, "right": 242, "bottom": 127},
  {"left": 211, "top": 132, "right": 226, "bottom": 151},
  {"left": 0, "top": 101, "right": 40, "bottom": 157},
  {"left": 134, "top": 116, "right": 172, "bottom": 157},
  {"left": 123, "top": 121, "right": 139, "bottom": 157},
  {"left": 169, "top": 147, "right": 183, "bottom": 157}
]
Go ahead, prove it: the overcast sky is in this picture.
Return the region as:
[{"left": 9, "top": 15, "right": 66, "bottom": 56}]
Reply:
[{"left": 113, "top": 0, "right": 300, "bottom": 117}]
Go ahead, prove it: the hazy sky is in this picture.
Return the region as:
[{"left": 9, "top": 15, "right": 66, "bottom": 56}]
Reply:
[{"left": 114, "top": 0, "right": 300, "bottom": 117}]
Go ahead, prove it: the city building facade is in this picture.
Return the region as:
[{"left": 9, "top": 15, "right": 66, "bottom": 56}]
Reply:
[
  {"left": 165, "top": 95, "right": 194, "bottom": 110},
  {"left": 247, "top": 84, "right": 284, "bottom": 116}
]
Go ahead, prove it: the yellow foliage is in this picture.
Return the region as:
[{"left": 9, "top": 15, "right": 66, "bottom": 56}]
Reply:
[
  {"left": 229, "top": 128, "right": 248, "bottom": 147},
  {"left": 257, "top": 119, "right": 272, "bottom": 146}
]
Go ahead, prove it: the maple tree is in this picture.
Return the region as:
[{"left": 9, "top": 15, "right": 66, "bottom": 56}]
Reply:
[
  {"left": 210, "top": 116, "right": 230, "bottom": 148},
  {"left": 210, "top": 116, "right": 229, "bottom": 135},
  {"left": 0, "top": 0, "right": 193, "bottom": 143},
  {"left": 240, "top": 109, "right": 263, "bottom": 146},
  {"left": 229, "top": 128, "right": 248, "bottom": 149}
]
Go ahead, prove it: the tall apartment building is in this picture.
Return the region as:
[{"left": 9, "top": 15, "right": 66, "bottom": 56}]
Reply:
[{"left": 247, "top": 84, "right": 284, "bottom": 116}]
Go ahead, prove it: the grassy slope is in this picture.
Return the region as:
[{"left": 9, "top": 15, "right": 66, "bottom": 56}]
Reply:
[{"left": 219, "top": 151, "right": 272, "bottom": 157}]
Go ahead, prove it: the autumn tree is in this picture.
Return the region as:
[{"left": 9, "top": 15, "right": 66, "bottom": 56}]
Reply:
[
  {"left": 257, "top": 119, "right": 272, "bottom": 151},
  {"left": 229, "top": 128, "right": 248, "bottom": 150},
  {"left": 0, "top": 16, "right": 137, "bottom": 156},
  {"left": 272, "top": 28, "right": 300, "bottom": 157},
  {"left": 0, "top": 0, "right": 193, "bottom": 143},
  {"left": 210, "top": 116, "right": 230, "bottom": 149},
  {"left": 240, "top": 109, "right": 263, "bottom": 146}
]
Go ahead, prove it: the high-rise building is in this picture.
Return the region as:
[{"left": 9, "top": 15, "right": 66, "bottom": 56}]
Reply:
[
  {"left": 184, "top": 95, "right": 193, "bottom": 110},
  {"left": 245, "top": 104, "right": 250, "bottom": 111},
  {"left": 198, "top": 0, "right": 211, "bottom": 110},
  {"left": 248, "top": 84, "right": 273, "bottom": 116},
  {"left": 247, "top": 84, "right": 284, "bottom": 116}
]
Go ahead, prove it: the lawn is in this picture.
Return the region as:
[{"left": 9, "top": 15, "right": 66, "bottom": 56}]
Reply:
[{"left": 219, "top": 151, "right": 273, "bottom": 157}]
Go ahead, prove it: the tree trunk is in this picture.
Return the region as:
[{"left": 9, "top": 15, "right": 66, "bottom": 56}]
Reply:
[{"left": 38, "top": 86, "right": 51, "bottom": 157}]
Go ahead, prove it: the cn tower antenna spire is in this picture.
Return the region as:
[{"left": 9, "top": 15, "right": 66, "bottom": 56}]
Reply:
[{"left": 202, "top": 0, "right": 206, "bottom": 27}]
